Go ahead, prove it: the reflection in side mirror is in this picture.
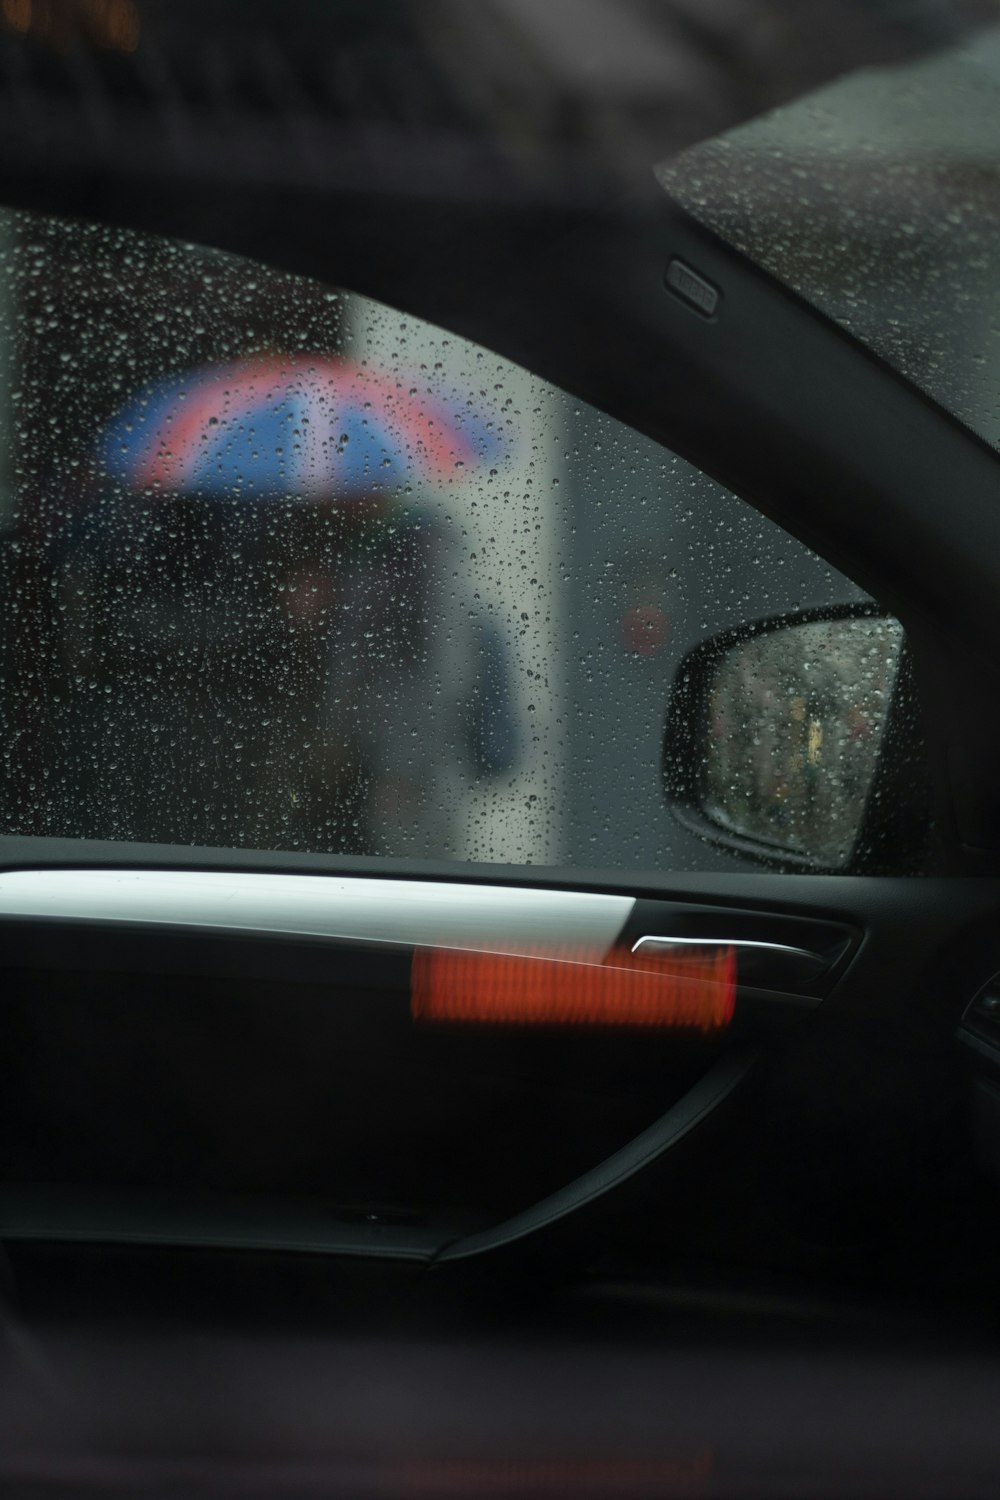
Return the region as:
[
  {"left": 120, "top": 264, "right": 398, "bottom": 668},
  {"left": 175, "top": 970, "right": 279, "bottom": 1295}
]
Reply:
[{"left": 668, "top": 613, "right": 905, "bottom": 868}]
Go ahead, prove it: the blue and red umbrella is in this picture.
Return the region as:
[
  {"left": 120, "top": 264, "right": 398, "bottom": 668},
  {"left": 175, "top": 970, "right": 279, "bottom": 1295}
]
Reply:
[{"left": 99, "top": 354, "right": 504, "bottom": 499}]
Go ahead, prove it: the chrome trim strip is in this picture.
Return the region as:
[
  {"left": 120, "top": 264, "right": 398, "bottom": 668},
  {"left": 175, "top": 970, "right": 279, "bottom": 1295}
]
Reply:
[
  {"left": 632, "top": 935, "right": 822, "bottom": 964},
  {"left": 0, "top": 869, "right": 633, "bottom": 954}
]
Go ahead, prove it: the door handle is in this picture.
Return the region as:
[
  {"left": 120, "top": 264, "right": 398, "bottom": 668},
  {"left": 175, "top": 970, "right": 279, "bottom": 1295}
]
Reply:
[{"left": 631, "top": 935, "right": 828, "bottom": 989}]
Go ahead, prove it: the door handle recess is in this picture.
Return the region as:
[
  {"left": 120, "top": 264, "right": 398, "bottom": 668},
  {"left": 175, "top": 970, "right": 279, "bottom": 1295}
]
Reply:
[{"left": 631, "top": 936, "right": 828, "bottom": 989}]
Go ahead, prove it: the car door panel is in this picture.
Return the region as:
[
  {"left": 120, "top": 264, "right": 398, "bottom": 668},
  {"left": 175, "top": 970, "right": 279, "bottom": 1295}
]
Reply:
[{"left": 1, "top": 840, "right": 998, "bottom": 1279}]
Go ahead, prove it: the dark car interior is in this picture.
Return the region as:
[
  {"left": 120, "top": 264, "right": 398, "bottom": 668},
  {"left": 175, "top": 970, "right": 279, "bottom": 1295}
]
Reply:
[
  {"left": 6, "top": 3, "right": 1000, "bottom": 1496},
  {"left": 6, "top": 856, "right": 1000, "bottom": 1496}
]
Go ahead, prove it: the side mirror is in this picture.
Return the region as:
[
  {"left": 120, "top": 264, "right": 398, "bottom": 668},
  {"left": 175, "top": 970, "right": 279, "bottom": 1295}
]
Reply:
[{"left": 664, "top": 608, "right": 906, "bottom": 870}]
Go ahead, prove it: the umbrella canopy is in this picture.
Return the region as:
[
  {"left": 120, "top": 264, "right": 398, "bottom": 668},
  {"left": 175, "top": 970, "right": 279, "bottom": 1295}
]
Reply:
[{"left": 99, "top": 355, "right": 503, "bottom": 499}]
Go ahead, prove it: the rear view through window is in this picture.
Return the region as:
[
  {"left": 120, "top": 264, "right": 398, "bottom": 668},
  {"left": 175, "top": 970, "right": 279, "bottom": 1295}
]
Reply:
[{"left": 0, "top": 211, "right": 875, "bottom": 871}]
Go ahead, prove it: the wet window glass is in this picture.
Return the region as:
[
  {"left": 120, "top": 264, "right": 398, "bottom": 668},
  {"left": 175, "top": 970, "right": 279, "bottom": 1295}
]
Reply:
[
  {"left": 0, "top": 210, "right": 883, "bottom": 870},
  {"left": 658, "top": 27, "right": 1000, "bottom": 450}
]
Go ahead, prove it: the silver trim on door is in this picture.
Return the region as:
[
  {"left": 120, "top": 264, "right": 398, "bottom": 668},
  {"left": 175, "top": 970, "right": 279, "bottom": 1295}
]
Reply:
[
  {"left": 632, "top": 936, "right": 822, "bottom": 965},
  {"left": 0, "top": 869, "right": 634, "bottom": 954}
]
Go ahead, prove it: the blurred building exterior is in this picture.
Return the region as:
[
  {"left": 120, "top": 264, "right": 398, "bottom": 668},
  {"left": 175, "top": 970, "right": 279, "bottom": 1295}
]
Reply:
[{"left": 0, "top": 0, "right": 996, "bottom": 202}]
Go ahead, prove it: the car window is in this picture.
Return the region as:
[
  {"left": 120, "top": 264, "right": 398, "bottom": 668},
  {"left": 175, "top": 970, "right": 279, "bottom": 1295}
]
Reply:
[
  {"left": 0, "top": 208, "right": 889, "bottom": 872},
  {"left": 657, "top": 26, "right": 1000, "bottom": 450}
]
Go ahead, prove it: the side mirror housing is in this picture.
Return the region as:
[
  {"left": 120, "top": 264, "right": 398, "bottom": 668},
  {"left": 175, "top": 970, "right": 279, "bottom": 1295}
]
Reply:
[{"left": 664, "top": 607, "right": 911, "bottom": 871}]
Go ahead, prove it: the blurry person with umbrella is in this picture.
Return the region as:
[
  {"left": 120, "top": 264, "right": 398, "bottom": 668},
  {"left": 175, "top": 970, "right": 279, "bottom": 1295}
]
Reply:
[{"left": 59, "top": 355, "right": 517, "bottom": 853}]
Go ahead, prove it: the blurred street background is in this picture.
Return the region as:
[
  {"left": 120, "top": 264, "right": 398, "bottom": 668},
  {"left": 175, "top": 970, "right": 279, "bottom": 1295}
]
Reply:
[{"left": 0, "top": 0, "right": 996, "bottom": 867}]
